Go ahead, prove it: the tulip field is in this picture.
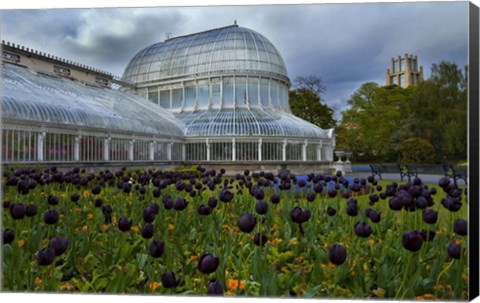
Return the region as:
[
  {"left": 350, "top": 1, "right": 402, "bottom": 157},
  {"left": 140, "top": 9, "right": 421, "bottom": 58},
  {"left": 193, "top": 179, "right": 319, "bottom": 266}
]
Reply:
[{"left": 1, "top": 166, "right": 469, "bottom": 299}]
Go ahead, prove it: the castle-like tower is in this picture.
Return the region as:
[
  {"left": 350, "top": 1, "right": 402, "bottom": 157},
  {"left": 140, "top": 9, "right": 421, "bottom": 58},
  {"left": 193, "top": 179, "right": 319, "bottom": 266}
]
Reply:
[{"left": 386, "top": 54, "right": 424, "bottom": 88}]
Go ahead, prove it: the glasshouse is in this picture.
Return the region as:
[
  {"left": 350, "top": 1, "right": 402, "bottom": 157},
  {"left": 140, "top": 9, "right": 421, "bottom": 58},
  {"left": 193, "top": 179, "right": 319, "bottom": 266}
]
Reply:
[{"left": 1, "top": 24, "right": 335, "bottom": 171}]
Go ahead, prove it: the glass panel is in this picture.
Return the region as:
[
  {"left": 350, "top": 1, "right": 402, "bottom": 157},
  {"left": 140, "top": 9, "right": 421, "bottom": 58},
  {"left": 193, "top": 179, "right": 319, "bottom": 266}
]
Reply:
[
  {"left": 262, "top": 142, "right": 282, "bottom": 161},
  {"left": 171, "top": 88, "right": 183, "bottom": 109},
  {"left": 211, "top": 78, "right": 221, "bottom": 107},
  {"left": 171, "top": 143, "right": 183, "bottom": 161},
  {"left": 236, "top": 142, "right": 258, "bottom": 161},
  {"left": 270, "top": 80, "right": 279, "bottom": 108},
  {"left": 197, "top": 80, "right": 209, "bottom": 108},
  {"left": 160, "top": 90, "right": 170, "bottom": 108},
  {"left": 184, "top": 82, "right": 196, "bottom": 109},
  {"left": 223, "top": 77, "right": 234, "bottom": 107},
  {"left": 400, "top": 58, "right": 405, "bottom": 72},
  {"left": 286, "top": 143, "right": 303, "bottom": 161},
  {"left": 148, "top": 89, "right": 159, "bottom": 105},
  {"left": 399, "top": 74, "right": 405, "bottom": 87},
  {"left": 260, "top": 78, "right": 269, "bottom": 106},
  {"left": 134, "top": 141, "right": 149, "bottom": 161},
  {"left": 248, "top": 77, "right": 259, "bottom": 106},
  {"left": 44, "top": 133, "right": 75, "bottom": 162},
  {"left": 80, "top": 136, "right": 104, "bottom": 162},
  {"left": 307, "top": 144, "right": 319, "bottom": 161},
  {"left": 235, "top": 77, "right": 247, "bottom": 106}
]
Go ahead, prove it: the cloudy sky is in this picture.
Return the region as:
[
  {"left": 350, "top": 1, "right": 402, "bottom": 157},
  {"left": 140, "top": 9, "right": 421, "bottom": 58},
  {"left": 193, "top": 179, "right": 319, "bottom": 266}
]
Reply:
[{"left": 0, "top": 1, "right": 471, "bottom": 118}]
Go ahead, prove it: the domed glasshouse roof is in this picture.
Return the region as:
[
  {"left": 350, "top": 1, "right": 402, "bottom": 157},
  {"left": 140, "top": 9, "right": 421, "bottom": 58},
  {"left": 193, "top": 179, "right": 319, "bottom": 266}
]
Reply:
[
  {"left": 122, "top": 24, "right": 289, "bottom": 85},
  {"left": 1, "top": 63, "right": 184, "bottom": 138}
]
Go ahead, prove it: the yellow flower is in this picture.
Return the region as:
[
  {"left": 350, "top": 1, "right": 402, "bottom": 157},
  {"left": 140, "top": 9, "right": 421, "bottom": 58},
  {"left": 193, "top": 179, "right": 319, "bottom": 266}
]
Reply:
[
  {"left": 101, "top": 224, "right": 109, "bottom": 232},
  {"left": 87, "top": 213, "right": 94, "bottom": 220},
  {"left": 189, "top": 255, "right": 198, "bottom": 261},
  {"left": 83, "top": 191, "right": 90, "bottom": 197},
  {"left": 372, "top": 288, "right": 386, "bottom": 298},
  {"left": 149, "top": 282, "right": 161, "bottom": 292},
  {"left": 18, "top": 239, "right": 25, "bottom": 248},
  {"left": 368, "top": 239, "right": 375, "bottom": 246},
  {"left": 288, "top": 238, "right": 298, "bottom": 246},
  {"left": 82, "top": 225, "right": 88, "bottom": 232},
  {"left": 35, "top": 277, "right": 42, "bottom": 284},
  {"left": 131, "top": 226, "right": 140, "bottom": 234},
  {"left": 227, "top": 279, "right": 245, "bottom": 290},
  {"left": 168, "top": 224, "right": 174, "bottom": 231}
]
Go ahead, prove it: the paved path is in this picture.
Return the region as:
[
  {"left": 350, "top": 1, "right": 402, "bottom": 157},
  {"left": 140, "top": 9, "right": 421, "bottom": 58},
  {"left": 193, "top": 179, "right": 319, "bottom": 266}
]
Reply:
[{"left": 348, "top": 171, "right": 467, "bottom": 186}]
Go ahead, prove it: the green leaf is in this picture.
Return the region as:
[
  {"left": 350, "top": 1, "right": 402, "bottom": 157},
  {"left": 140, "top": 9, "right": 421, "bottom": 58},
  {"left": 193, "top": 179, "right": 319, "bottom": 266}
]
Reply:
[{"left": 303, "top": 284, "right": 323, "bottom": 298}]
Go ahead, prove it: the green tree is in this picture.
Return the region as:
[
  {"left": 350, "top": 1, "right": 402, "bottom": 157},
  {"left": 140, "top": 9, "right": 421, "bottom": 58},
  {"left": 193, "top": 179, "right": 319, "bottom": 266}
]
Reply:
[
  {"left": 398, "top": 137, "right": 435, "bottom": 164},
  {"left": 289, "top": 88, "right": 336, "bottom": 129}
]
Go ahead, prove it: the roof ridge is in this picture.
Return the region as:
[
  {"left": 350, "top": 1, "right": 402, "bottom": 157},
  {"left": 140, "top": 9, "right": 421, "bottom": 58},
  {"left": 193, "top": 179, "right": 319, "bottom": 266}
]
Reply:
[{"left": 165, "top": 24, "right": 239, "bottom": 42}]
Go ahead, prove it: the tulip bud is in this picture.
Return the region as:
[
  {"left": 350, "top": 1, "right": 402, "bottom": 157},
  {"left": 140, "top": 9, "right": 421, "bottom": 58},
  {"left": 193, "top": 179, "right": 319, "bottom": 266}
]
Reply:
[
  {"left": 207, "top": 280, "right": 224, "bottom": 295},
  {"left": 255, "top": 200, "right": 268, "bottom": 215},
  {"left": 198, "top": 204, "right": 213, "bottom": 216},
  {"left": 422, "top": 209, "right": 438, "bottom": 224},
  {"left": 26, "top": 204, "right": 38, "bottom": 217},
  {"left": 328, "top": 244, "right": 347, "bottom": 265},
  {"left": 354, "top": 222, "right": 373, "bottom": 238},
  {"left": 402, "top": 231, "right": 423, "bottom": 252},
  {"left": 454, "top": 219, "right": 467, "bottom": 236},
  {"left": 141, "top": 223, "right": 154, "bottom": 239},
  {"left": 253, "top": 233, "right": 268, "bottom": 246},
  {"left": 47, "top": 195, "right": 60, "bottom": 206},
  {"left": 161, "top": 272, "right": 180, "bottom": 288},
  {"left": 37, "top": 247, "right": 56, "bottom": 266},
  {"left": 43, "top": 209, "right": 59, "bottom": 225},
  {"left": 198, "top": 253, "right": 219, "bottom": 274},
  {"left": 270, "top": 194, "right": 281, "bottom": 204},
  {"left": 173, "top": 197, "right": 188, "bottom": 211},
  {"left": 10, "top": 203, "right": 26, "bottom": 220},
  {"left": 149, "top": 239, "right": 165, "bottom": 258},
  {"left": 49, "top": 237, "right": 69, "bottom": 256},
  {"left": 447, "top": 242, "right": 462, "bottom": 259},
  {"left": 238, "top": 213, "right": 256, "bottom": 233},
  {"left": 327, "top": 206, "right": 336, "bottom": 216},
  {"left": 3, "top": 229, "right": 15, "bottom": 245},
  {"left": 118, "top": 217, "right": 132, "bottom": 232}
]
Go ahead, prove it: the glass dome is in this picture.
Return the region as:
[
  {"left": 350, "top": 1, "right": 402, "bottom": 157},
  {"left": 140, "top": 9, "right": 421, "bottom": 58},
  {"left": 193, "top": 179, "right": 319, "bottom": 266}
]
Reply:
[
  {"left": 122, "top": 24, "right": 289, "bottom": 86},
  {"left": 2, "top": 63, "right": 184, "bottom": 138}
]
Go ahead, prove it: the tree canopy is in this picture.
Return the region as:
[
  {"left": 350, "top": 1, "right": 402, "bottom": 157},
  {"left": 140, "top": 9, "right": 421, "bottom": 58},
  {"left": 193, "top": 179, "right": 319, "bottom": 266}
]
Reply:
[
  {"left": 336, "top": 61, "right": 467, "bottom": 163},
  {"left": 289, "top": 87, "right": 336, "bottom": 129}
]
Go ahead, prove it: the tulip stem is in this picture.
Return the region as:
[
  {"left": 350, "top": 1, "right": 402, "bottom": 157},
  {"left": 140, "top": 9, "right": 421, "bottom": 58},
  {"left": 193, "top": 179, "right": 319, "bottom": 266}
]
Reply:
[
  {"left": 396, "top": 252, "right": 413, "bottom": 298},
  {"left": 435, "top": 259, "right": 455, "bottom": 298}
]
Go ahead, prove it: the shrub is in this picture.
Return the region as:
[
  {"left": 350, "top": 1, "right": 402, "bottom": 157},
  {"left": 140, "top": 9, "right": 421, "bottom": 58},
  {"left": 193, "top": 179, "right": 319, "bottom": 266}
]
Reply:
[{"left": 398, "top": 137, "right": 435, "bottom": 164}]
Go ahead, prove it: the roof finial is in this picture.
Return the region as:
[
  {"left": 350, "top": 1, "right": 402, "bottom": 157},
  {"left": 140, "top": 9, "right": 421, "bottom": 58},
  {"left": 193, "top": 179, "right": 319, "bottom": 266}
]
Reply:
[{"left": 234, "top": 20, "right": 237, "bottom": 25}]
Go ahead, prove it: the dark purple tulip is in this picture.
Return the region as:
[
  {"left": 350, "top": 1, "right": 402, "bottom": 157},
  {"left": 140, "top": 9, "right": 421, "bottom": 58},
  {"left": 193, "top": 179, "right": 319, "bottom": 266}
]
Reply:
[
  {"left": 254, "top": 189, "right": 265, "bottom": 200},
  {"left": 208, "top": 197, "right": 218, "bottom": 208},
  {"left": 314, "top": 183, "right": 323, "bottom": 194},
  {"left": 306, "top": 193, "right": 316, "bottom": 202},
  {"left": 91, "top": 184, "right": 101, "bottom": 195},
  {"left": 118, "top": 217, "right": 132, "bottom": 232},
  {"left": 416, "top": 196, "right": 428, "bottom": 209},
  {"left": 3, "top": 201, "right": 12, "bottom": 209},
  {"left": 328, "top": 244, "right": 347, "bottom": 265},
  {"left": 447, "top": 242, "right": 462, "bottom": 259},
  {"left": 173, "top": 197, "right": 188, "bottom": 211},
  {"left": 422, "top": 209, "right": 438, "bottom": 224},
  {"left": 26, "top": 204, "right": 38, "bottom": 217},
  {"left": 327, "top": 206, "right": 336, "bottom": 216},
  {"left": 454, "top": 219, "right": 468, "bottom": 236},
  {"left": 438, "top": 177, "right": 450, "bottom": 188},
  {"left": 161, "top": 272, "right": 180, "bottom": 288},
  {"left": 328, "top": 189, "right": 337, "bottom": 198},
  {"left": 163, "top": 196, "right": 173, "bottom": 210},
  {"left": 198, "top": 204, "right": 213, "bottom": 216},
  {"left": 143, "top": 207, "right": 156, "bottom": 223},
  {"left": 10, "top": 203, "right": 26, "bottom": 220},
  {"left": 346, "top": 203, "right": 358, "bottom": 217},
  {"left": 238, "top": 213, "right": 256, "bottom": 233},
  {"left": 441, "top": 197, "right": 462, "bottom": 212},
  {"left": 420, "top": 229, "right": 436, "bottom": 242},
  {"left": 290, "top": 207, "right": 311, "bottom": 223},
  {"left": 368, "top": 210, "right": 381, "bottom": 223},
  {"left": 207, "top": 280, "right": 224, "bottom": 295},
  {"left": 219, "top": 189, "right": 234, "bottom": 203},
  {"left": 388, "top": 197, "right": 403, "bottom": 211},
  {"left": 70, "top": 193, "right": 80, "bottom": 202},
  {"left": 149, "top": 239, "right": 165, "bottom": 258},
  {"left": 255, "top": 200, "right": 268, "bottom": 215},
  {"left": 37, "top": 247, "right": 56, "bottom": 266},
  {"left": 198, "top": 253, "right": 219, "bottom": 274},
  {"left": 354, "top": 222, "right": 373, "bottom": 237},
  {"left": 48, "top": 237, "right": 69, "bottom": 256},
  {"left": 270, "top": 194, "right": 280, "bottom": 204},
  {"left": 47, "top": 195, "right": 60, "bottom": 206},
  {"left": 253, "top": 233, "right": 268, "bottom": 246},
  {"left": 141, "top": 223, "right": 154, "bottom": 239},
  {"left": 402, "top": 231, "right": 423, "bottom": 252},
  {"left": 43, "top": 209, "right": 59, "bottom": 225},
  {"left": 149, "top": 203, "right": 160, "bottom": 215},
  {"left": 102, "top": 205, "right": 112, "bottom": 224},
  {"left": 3, "top": 229, "right": 15, "bottom": 244},
  {"left": 298, "top": 179, "right": 307, "bottom": 188},
  {"left": 94, "top": 198, "right": 103, "bottom": 208}
]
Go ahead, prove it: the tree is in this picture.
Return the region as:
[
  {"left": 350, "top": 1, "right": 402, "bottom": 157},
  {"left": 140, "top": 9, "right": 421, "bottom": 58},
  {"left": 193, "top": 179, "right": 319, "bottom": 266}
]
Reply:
[
  {"left": 289, "top": 88, "right": 336, "bottom": 129},
  {"left": 293, "top": 75, "right": 326, "bottom": 97}
]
